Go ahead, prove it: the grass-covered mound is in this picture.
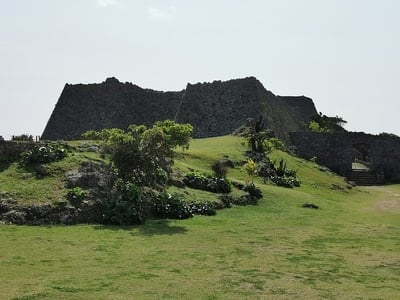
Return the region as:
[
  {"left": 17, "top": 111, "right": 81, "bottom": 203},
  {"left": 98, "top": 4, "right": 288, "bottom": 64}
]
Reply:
[{"left": 0, "top": 135, "right": 399, "bottom": 299}]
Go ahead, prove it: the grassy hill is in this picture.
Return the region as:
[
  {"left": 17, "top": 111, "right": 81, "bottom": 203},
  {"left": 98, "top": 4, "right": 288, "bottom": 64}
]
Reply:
[{"left": 0, "top": 136, "right": 399, "bottom": 299}]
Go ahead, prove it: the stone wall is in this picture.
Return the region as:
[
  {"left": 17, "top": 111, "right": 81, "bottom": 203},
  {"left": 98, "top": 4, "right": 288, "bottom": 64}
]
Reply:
[
  {"left": 0, "top": 141, "right": 35, "bottom": 162},
  {"left": 290, "top": 132, "right": 400, "bottom": 181},
  {"left": 42, "top": 77, "right": 317, "bottom": 143},
  {"left": 42, "top": 77, "right": 182, "bottom": 140}
]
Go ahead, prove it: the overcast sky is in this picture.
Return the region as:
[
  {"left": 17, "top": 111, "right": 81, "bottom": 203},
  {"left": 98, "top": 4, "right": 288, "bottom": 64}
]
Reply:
[{"left": 1, "top": 0, "right": 399, "bottom": 139}]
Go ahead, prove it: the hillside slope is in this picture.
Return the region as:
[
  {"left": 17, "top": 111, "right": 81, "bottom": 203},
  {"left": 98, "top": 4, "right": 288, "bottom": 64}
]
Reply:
[{"left": 0, "top": 135, "right": 399, "bottom": 299}]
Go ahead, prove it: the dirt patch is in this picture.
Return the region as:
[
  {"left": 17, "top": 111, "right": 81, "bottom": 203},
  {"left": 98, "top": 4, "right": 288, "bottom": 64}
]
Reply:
[
  {"left": 375, "top": 199, "right": 400, "bottom": 213},
  {"left": 364, "top": 186, "right": 400, "bottom": 213}
]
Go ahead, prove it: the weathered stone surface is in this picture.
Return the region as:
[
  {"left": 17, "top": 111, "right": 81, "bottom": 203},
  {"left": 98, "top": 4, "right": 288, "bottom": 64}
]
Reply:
[
  {"left": 35, "top": 164, "right": 49, "bottom": 176},
  {"left": 65, "top": 161, "right": 115, "bottom": 192},
  {"left": 290, "top": 132, "right": 400, "bottom": 181},
  {"left": 42, "top": 77, "right": 317, "bottom": 143}
]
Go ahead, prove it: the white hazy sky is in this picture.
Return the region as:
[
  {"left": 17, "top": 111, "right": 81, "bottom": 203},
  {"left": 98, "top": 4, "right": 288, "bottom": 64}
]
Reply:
[{"left": 1, "top": 0, "right": 399, "bottom": 138}]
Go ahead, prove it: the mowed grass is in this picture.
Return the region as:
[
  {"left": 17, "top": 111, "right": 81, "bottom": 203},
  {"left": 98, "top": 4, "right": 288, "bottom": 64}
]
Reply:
[{"left": 1, "top": 135, "right": 399, "bottom": 299}]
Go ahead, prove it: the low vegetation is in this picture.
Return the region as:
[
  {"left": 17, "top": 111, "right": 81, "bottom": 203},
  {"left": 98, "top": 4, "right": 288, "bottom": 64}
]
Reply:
[{"left": 308, "top": 112, "right": 347, "bottom": 133}]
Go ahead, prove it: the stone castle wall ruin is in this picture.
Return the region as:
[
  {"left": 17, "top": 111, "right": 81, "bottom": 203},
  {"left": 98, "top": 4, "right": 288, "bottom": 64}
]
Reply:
[
  {"left": 42, "top": 77, "right": 318, "bottom": 143},
  {"left": 290, "top": 132, "right": 400, "bottom": 181}
]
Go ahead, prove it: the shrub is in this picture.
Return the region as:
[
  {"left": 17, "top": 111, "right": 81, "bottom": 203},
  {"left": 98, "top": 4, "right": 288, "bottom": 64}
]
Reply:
[
  {"left": 244, "top": 159, "right": 257, "bottom": 183},
  {"left": 264, "top": 138, "right": 286, "bottom": 153},
  {"left": 154, "top": 192, "right": 216, "bottom": 219},
  {"left": 274, "top": 159, "right": 297, "bottom": 177},
  {"left": 22, "top": 144, "right": 67, "bottom": 165},
  {"left": 243, "top": 183, "right": 263, "bottom": 199},
  {"left": 66, "top": 187, "right": 86, "bottom": 207},
  {"left": 207, "top": 177, "right": 232, "bottom": 194},
  {"left": 155, "top": 192, "right": 193, "bottom": 219},
  {"left": 189, "top": 202, "right": 217, "bottom": 216},
  {"left": 309, "top": 113, "right": 347, "bottom": 133},
  {"left": 270, "top": 176, "right": 300, "bottom": 188},
  {"left": 103, "top": 179, "right": 145, "bottom": 225},
  {"left": 211, "top": 160, "right": 228, "bottom": 179},
  {"left": 241, "top": 116, "right": 274, "bottom": 153},
  {"left": 183, "top": 172, "right": 232, "bottom": 194},
  {"left": 256, "top": 158, "right": 276, "bottom": 178},
  {"left": 82, "top": 120, "right": 193, "bottom": 186}
]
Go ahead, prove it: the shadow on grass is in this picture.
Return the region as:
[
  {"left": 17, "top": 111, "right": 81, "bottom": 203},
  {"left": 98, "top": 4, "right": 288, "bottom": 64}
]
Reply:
[{"left": 93, "top": 219, "right": 188, "bottom": 237}]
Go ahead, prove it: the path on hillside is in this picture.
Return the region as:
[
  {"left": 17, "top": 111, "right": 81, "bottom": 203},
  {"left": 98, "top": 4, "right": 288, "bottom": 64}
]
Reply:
[{"left": 364, "top": 185, "right": 400, "bottom": 213}]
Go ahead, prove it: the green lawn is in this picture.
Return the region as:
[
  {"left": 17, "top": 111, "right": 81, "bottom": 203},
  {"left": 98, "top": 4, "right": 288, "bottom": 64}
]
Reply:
[{"left": 0, "top": 136, "right": 399, "bottom": 299}]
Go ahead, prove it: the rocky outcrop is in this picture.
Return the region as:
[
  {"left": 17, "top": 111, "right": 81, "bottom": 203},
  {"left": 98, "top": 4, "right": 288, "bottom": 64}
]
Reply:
[{"left": 42, "top": 76, "right": 318, "bottom": 143}]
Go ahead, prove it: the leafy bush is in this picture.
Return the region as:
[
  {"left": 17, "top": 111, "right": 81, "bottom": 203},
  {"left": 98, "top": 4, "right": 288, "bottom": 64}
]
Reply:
[
  {"left": 22, "top": 144, "right": 67, "bottom": 165},
  {"left": 211, "top": 160, "right": 228, "bottom": 179},
  {"left": 184, "top": 172, "right": 232, "bottom": 194},
  {"left": 274, "top": 159, "right": 297, "bottom": 177},
  {"left": 154, "top": 192, "right": 193, "bottom": 219},
  {"left": 66, "top": 187, "right": 86, "bottom": 207},
  {"left": 243, "top": 183, "right": 263, "bottom": 199},
  {"left": 269, "top": 159, "right": 300, "bottom": 188},
  {"left": 82, "top": 120, "right": 193, "bottom": 186},
  {"left": 103, "top": 179, "right": 145, "bottom": 225},
  {"left": 264, "top": 137, "right": 286, "bottom": 153},
  {"left": 309, "top": 113, "right": 347, "bottom": 133},
  {"left": 241, "top": 116, "right": 274, "bottom": 153},
  {"left": 270, "top": 176, "right": 300, "bottom": 188},
  {"left": 154, "top": 192, "right": 216, "bottom": 219},
  {"left": 190, "top": 202, "right": 216, "bottom": 216},
  {"left": 256, "top": 158, "right": 276, "bottom": 178}
]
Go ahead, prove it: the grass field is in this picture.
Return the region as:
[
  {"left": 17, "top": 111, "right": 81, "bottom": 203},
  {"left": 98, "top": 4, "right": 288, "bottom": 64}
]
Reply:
[{"left": 0, "top": 136, "right": 399, "bottom": 299}]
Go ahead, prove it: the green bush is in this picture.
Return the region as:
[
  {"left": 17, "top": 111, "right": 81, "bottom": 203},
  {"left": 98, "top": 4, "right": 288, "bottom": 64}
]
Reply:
[
  {"left": 244, "top": 159, "right": 257, "bottom": 184},
  {"left": 154, "top": 192, "right": 216, "bottom": 219},
  {"left": 243, "top": 183, "right": 263, "bottom": 199},
  {"left": 264, "top": 138, "right": 286, "bottom": 153},
  {"left": 82, "top": 120, "right": 193, "bottom": 186},
  {"left": 23, "top": 144, "right": 67, "bottom": 165},
  {"left": 211, "top": 160, "right": 228, "bottom": 179},
  {"left": 184, "top": 172, "right": 232, "bottom": 194},
  {"left": 190, "top": 202, "right": 216, "bottom": 216},
  {"left": 103, "top": 179, "right": 145, "bottom": 225},
  {"left": 265, "top": 159, "right": 301, "bottom": 188},
  {"left": 155, "top": 192, "right": 193, "bottom": 219},
  {"left": 66, "top": 187, "right": 86, "bottom": 207},
  {"left": 270, "top": 176, "right": 300, "bottom": 188}
]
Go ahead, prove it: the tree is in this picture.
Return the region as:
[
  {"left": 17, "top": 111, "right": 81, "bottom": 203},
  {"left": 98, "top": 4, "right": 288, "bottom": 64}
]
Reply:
[
  {"left": 153, "top": 120, "right": 193, "bottom": 150},
  {"left": 244, "top": 159, "right": 257, "bottom": 184},
  {"left": 242, "top": 116, "right": 274, "bottom": 153},
  {"left": 82, "top": 120, "right": 193, "bottom": 186},
  {"left": 309, "top": 113, "right": 347, "bottom": 133}
]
